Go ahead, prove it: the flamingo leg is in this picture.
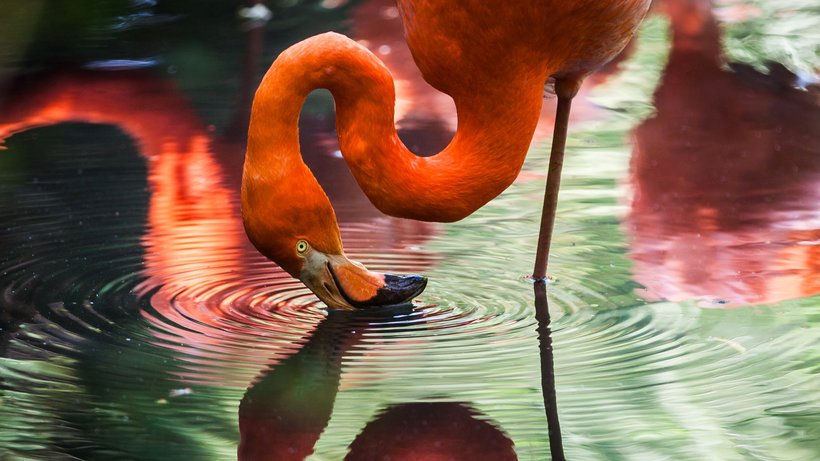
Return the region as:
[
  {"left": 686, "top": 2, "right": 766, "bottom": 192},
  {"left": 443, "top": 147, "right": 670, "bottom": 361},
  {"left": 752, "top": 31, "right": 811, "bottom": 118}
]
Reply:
[{"left": 532, "top": 78, "right": 580, "bottom": 280}]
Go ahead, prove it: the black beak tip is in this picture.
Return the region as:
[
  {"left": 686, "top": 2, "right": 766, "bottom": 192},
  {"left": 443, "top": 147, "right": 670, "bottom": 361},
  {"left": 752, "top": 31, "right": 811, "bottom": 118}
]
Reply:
[{"left": 365, "top": 273, "right": 427, "bottom": 307}]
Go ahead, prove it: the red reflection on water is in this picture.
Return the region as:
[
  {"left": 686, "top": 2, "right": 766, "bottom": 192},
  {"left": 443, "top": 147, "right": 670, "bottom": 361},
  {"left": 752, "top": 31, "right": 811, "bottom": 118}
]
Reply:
[
  {"left": 628, "top": 0, "right": 820, "bottom": 307},
  {"left": 346, "top": 403, "right": 517, "bottom": 461},
  {"left": 0, "top": 71, "right": 245, "bottom": 314}
]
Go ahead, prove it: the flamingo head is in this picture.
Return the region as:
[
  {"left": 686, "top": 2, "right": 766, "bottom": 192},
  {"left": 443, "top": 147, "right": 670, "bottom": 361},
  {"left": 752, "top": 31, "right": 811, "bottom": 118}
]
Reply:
[
  {"left": 295, "top": 242, "right": 428, "bottom": 310},
  {"left": 241, "top": 189, "right": 427, "bottom": 310}
]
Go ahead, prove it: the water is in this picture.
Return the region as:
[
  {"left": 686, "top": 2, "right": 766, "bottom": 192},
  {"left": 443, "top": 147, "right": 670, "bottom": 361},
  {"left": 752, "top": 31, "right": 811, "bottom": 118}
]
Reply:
[{"left": 1, "top": 1, "right": 818, "bottom": 460}]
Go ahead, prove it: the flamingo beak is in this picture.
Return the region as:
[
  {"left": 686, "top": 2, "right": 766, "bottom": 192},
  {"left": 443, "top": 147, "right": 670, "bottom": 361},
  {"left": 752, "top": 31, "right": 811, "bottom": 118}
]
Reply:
[{"left": 300, "top": 252, "right": 427, "bottom": 310}]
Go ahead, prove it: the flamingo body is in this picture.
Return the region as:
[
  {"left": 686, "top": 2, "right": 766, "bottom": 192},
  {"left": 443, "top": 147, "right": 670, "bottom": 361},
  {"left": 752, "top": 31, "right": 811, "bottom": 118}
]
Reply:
[{"left": 243, "top": 0, "right": 651, "bottom": 309}]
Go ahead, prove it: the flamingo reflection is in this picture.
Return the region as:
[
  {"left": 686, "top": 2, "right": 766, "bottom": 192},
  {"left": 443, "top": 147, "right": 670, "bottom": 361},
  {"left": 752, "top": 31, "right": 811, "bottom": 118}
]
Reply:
[
  {"left": 628, "top": 0, "right": 820, "bottom": 306},
  {"left": 238, "top": 308, "right": 517, "bottom": 461},
  {"left": 238, "top": 309, "right": 365, "bottom": 460}
]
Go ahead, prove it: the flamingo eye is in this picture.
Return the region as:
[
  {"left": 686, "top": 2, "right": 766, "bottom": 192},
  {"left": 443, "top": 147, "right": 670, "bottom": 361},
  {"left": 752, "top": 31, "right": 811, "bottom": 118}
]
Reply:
[{"left": 296, "top": 240, "right": 310, "bottom": 254}]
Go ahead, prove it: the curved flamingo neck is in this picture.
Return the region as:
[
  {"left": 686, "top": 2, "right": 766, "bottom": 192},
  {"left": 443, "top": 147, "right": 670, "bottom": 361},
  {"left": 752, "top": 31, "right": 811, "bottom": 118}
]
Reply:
[{"left": 245, "top": 32, "right": 547, "bottom": 226}]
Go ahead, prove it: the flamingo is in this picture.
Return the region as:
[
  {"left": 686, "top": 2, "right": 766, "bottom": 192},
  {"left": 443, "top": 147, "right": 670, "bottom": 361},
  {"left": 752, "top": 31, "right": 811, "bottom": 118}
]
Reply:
[{"left": 243, "top": 0, "right": 652, "bottom": 309}]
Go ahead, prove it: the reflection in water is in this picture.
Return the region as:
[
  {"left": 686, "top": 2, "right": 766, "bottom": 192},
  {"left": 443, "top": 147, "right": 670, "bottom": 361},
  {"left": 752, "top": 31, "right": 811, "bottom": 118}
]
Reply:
[
  {"left": 629, "top": 0, "right": 820, "bottom": 306},
  {"left": 346, "top": 402, "right": 516, "bottom": 461},
  {"left": 239, "top": 308, "right": 517, "bottom": 461},
  {"left": 0, "top": 69, "right": 247, "bottom": 356},
  {"left": 238, "top": 310, "right": 364, "bottom": 460},
  {"left": 534, "top": 280, "right": 565, "bottom": 461}
]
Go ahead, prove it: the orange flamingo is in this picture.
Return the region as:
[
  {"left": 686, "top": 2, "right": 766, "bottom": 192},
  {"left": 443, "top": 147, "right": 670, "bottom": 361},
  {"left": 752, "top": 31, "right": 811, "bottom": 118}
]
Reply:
[{"left": 243, "top": 1, "right": 652, "bottom": 309}]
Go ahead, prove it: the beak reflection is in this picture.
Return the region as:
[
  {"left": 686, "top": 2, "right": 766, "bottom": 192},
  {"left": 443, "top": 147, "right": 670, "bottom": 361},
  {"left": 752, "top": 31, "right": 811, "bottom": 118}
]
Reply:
[{"left": 300, "top": 252, "right": 427, "bottom": 310}]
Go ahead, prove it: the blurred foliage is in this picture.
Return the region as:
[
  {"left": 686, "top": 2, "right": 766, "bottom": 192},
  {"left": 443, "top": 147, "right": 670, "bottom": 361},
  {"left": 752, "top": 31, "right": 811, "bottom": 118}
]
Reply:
[
  {"left": 0, "top": 0, "right": 134, "bottom": 69},
  {"left": 0, "top": 1, "right": 45, "bottom": 84},
  {"left": 587, "top": 16, "right": 670, "bottom": 122},
  {"left": 0, "top": 0, "right": 358, "bottom": 128},
  {"left": 717, "top": 0, "right": 819, "bottom": 78}
]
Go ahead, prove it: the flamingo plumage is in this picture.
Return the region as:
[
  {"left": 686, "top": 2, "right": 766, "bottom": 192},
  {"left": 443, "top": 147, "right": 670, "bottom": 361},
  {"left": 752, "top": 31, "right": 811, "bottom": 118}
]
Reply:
[{"left": 242, "top": 0, "right": 652, "bottom": 309}]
